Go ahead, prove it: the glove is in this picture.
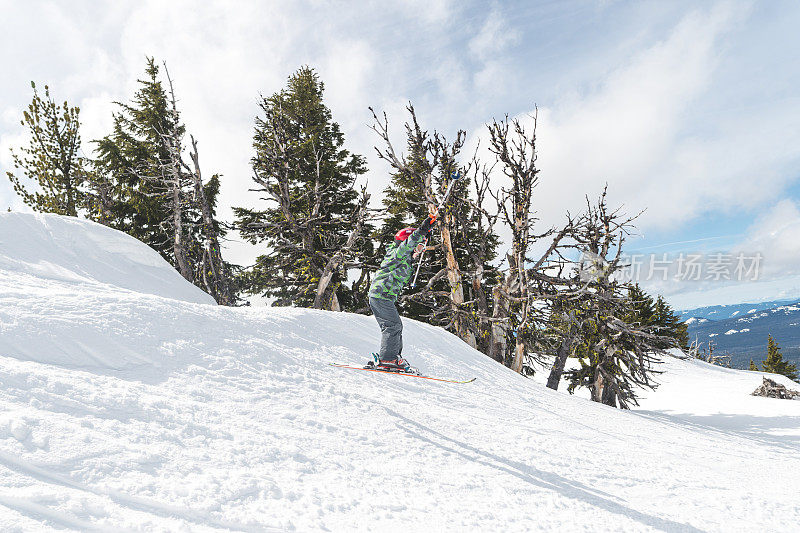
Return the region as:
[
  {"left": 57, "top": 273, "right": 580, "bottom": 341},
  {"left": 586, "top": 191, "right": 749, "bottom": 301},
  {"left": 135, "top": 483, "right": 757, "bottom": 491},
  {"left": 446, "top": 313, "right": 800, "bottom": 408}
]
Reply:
[{"left": 419, "top": 215, "right": 434, "bottom": 235}]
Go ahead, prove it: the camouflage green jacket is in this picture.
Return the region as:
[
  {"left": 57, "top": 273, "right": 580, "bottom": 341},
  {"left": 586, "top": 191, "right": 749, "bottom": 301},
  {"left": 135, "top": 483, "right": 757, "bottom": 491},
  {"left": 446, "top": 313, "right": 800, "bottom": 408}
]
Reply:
[{"left": 368, "top": 227, "right": 427, "bottom": 301}]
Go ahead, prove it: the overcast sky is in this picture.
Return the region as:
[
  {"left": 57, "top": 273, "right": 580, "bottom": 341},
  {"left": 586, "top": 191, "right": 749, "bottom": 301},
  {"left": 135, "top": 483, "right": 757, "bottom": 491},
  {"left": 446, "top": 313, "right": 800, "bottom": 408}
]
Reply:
[{"left": 2, "top": 0, "right": 800, "bottom": 309}]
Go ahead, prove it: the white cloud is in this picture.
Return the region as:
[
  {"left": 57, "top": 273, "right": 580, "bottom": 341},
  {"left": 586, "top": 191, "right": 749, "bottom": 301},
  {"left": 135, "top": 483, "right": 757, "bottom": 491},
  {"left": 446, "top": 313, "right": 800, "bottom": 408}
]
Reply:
[
  {"left": 468, "top": 8, "right": 519, "bottom": 61},
  {"left": 637, "top": 198, "right": 800, "bottom": 308},
  {"left": 530, "top": 4, "right": 743, "bottom": 227},
  {"left": 457, "top": 1, "right": 800, "bottom": 261},
  {"left": 466, "top": 7, "right": 521, "bottom": 104},
  {"left": 397, "top": 0, "right": 455, "bottom": 24},
  {"left": 735, "top": 199, "right": 800, "bottom": 278}
]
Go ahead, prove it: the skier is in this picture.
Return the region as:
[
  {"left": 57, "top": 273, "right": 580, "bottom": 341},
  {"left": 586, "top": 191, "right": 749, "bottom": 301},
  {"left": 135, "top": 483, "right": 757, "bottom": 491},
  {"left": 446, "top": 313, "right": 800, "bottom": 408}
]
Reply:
[{"left": 368, "top": 208, "right": 438, "bottom": 372}]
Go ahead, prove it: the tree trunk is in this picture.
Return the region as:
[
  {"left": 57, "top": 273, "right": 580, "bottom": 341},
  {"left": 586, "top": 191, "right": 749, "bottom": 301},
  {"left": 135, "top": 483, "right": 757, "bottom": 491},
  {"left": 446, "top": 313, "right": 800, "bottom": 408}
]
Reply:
[
  {"left": 489, "top": 282, "right": 511, "bottom": 364},
  {"left": 472, "top": 264, "right": 490, "bottom": 351},
  {"left": 439, "top": 219, "right": 477, "bottom": 348},
  {"left": 160, "top": 65, "right": 192, "bottom": 283},
  {"left": 546, "top": 334, "right": 572, "bottom": 390},
  {"left": 313, "top": 189, "right": 369, "bottom": 311},
  {"left": 313, "top": 273, "right": 341, "bottom": 311},
  {"left": 489, "top": 256, "right": 516, "bottom": 365},
  {"left": 64, "top": 178, "right": 76, "bottom": 217},
  {"left": 511, "top": 342, "right": 526, "bottom": 373},
  {"left": 314, "top": 271, "right": 337, "bottom": 310},
  {"left": 591, "top": 372, "right": 604, "bottom": 403},
  {"left": 601, "top": 383, "right": 617, "bottom": 407},
  {"left": 170, "top": 177, "right": 192, "bottom": 282},
  {"left": 330, "top": 291, "right": 341, "bottom": 312},
  {"left": 510, "top": 203, "right": 530, "bottom": 373}
]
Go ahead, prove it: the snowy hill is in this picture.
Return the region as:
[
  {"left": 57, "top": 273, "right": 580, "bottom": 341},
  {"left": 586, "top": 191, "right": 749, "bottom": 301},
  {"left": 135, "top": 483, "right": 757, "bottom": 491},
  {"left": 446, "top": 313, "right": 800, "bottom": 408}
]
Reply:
[
  {"left": 0, "top": 212, "right": 214, "bottom": 305},
  {"left": 1, "top": 213, "right": 799, "bottom": 531}
]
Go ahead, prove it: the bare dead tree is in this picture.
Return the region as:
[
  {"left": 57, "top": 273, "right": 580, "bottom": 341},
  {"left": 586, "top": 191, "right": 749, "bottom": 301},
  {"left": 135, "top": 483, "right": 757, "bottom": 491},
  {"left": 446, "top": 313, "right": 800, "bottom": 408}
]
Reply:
[
  {"left": 158, "top": 64, "right": 193, "bottom": 282},
  {"left": 485, "top": 108, "right": 579, "bottom": 372},
  {"left": 369, "top": 103, "right": 669, "bottom": 400},
  {"left": 369, "top": 105, "right": 580, "bottom": 370},
  {"left": 185, "top": 135, "right": 235, "bottom": 305},
  {"left": 454, "top": 153, "right": 503, "bottom": 355}
]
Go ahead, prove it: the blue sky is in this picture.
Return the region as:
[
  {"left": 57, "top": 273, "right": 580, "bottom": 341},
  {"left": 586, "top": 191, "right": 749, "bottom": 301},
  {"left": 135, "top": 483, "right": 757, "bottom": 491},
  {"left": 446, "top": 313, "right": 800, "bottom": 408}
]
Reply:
[{"left": 2, "top": 0, "right": 800, "bottom": 309}]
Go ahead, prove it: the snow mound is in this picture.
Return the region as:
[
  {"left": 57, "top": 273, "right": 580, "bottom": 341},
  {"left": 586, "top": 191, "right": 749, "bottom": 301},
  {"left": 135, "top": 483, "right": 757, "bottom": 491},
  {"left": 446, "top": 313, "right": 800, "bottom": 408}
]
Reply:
[
  {"left": 0, "top": 212, "right": 213, "bottom": 305},
  {"left": 1, "top": 212, "right": 799, "bottom": 531}
]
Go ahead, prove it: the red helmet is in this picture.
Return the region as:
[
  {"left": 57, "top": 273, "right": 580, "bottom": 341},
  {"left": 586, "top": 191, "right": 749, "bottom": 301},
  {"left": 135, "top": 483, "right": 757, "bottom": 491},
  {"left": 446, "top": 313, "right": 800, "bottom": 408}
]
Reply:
[{"left": 394, "top": 227, "right": 416, "bottom": 241}]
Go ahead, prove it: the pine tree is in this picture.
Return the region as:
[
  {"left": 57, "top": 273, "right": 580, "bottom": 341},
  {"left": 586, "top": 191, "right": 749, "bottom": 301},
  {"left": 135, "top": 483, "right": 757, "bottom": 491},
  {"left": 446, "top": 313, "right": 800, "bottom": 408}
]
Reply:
[
  {"left": 565, "top": 190, "right": 667, "bottom": 409},
  {"left": 627, "top": 284, "right": 656, "bottom": 326},
  {"left": 623, "top": 285, "right": 688, "bottom": 351},
  {"left": 761, "top": 335, "right": 799, "bottom": 381},
  {"left": 653, "top": 295, "right": 689, "bottom": 350},
  {"left": 94, "top": 58, "right": 235, "bottom": 303},
  {"left": 94, "top": 58, "right": 186, "bottom": 264},
  {"left": 7, "top": 82, "right": 88, "bottom": 216},
  {"left": 234, "top": 67, "right": 369, "bottom": 310},
  {"left": 748, "top": 359, "right": 759, "bottom": 371}
]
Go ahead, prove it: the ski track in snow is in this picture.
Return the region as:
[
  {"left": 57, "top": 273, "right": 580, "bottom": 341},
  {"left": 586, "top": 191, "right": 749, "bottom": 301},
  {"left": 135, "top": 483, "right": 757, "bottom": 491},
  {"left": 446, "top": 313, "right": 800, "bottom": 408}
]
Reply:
[{"left": 1, "top": 213, "right": 800, "bottom": 531}]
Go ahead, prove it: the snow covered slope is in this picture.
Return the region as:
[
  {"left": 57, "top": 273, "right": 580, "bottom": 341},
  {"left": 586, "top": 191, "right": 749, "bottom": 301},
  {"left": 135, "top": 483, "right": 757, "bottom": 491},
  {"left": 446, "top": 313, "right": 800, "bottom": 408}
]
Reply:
[
  {"left": 0, "top": 212, "right": 214, "bottom": 305},
  {"left": 1, "top": 214, "right": 799, "bottom": 531}
]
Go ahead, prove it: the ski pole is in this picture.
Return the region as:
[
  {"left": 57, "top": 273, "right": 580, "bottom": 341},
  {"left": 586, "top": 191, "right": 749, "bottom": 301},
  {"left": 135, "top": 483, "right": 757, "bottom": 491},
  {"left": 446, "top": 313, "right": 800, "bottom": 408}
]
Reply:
[
  {"left": 411, "top": 171, "right": 461, "bottom": 288},
  {"left": 411, "top": 237, "right": 427, "bottom": 288}
]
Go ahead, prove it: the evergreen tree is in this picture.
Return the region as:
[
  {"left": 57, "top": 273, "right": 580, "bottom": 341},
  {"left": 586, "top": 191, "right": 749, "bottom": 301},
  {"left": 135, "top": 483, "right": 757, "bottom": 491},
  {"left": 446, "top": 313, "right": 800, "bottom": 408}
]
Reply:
[
  {"left": 748, "top": 359, "right": 759, "bottom": 371},
  {"left": 565, "top": 191, "right": 667, "bottom": 409},
  {"left": 624, "top": 285, "right": 688, "bottom": 351},
  {"left": 94, "top": 58, "right": 186, "bottom": 263},
  {"left": 7, "top": 82, "right": 89, "bottom": 216},
  {"left": 761, "top": 335, "right": 799, "bottom": 381},
  {"left": 94, "top": 58, "right": 234, "bottom": 302},
  {"left": 653, "top": 295, "right": 689, "bottom": 350},
  {"left": 234, "top": 67, "right": 369, "bottom": 310},
  {"left": 627, "top": 284, "right": 656, "bottom": 326}
]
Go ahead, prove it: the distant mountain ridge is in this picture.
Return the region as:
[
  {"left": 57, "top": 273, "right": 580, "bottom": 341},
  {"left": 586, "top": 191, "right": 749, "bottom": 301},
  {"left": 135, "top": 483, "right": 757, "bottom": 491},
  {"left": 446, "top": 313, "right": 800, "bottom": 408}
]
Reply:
[
  {"left": 682, "top": 299, "right": 800, "bottom": 369},
  {"left": 679, "top": 299, "right": 800, "bottom": 321}
]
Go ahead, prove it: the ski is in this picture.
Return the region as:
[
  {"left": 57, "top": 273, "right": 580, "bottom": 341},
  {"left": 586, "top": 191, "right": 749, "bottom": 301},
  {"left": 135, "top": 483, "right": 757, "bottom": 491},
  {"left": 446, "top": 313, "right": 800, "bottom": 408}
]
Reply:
[{"left": 328, "top": 363, "right": 476, "bottom": 384}]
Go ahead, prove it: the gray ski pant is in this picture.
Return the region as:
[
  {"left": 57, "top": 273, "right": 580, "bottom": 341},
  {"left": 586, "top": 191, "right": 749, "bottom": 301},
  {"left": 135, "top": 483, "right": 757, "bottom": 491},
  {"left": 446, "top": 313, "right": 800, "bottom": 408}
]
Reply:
[{"left": 369, "top": 296, "right": 402, "bottom": 361}]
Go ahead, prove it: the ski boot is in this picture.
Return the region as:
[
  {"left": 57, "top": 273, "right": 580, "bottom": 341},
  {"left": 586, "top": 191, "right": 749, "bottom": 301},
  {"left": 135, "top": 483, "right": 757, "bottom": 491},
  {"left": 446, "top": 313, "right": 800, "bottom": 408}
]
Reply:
[{"left": 366, "top": 353, "right": 419, "bottom": 374}]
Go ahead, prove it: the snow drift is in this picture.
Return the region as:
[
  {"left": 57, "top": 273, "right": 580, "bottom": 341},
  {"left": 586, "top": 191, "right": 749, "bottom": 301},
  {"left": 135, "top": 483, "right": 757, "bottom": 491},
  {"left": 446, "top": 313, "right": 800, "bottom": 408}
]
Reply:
[
  {"left": 0, "top": 212, "right": 213, "bottom": 305},
  {"left": 1, "top": 213, "right": 799, "bottom": 531}
]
